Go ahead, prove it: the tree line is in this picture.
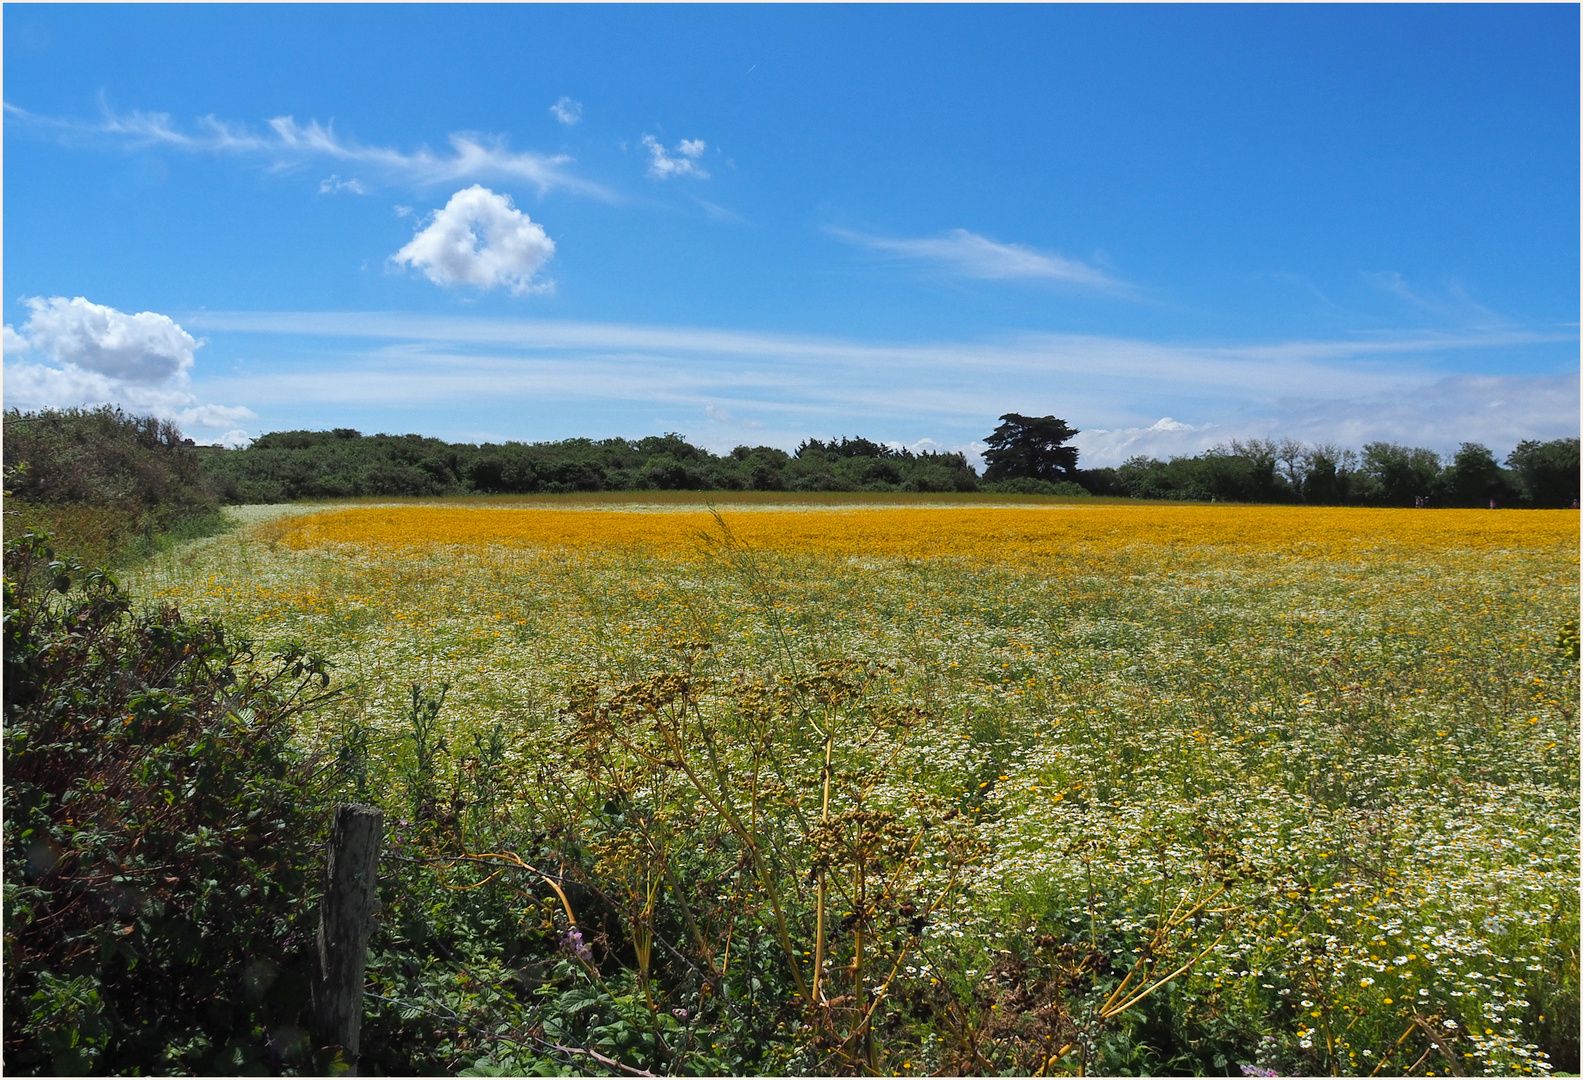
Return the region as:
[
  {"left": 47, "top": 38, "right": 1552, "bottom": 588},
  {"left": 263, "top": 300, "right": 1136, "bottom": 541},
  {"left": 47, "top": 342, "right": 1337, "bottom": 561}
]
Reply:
[
  {"left": 202, "top": 413, "right": 1579, "bottom": 508},
  {"left": 198, "top": 428, "right": 983, "bottom": 502},
  {"left": 1081, "top": 437, "right": 1579, "bottom": 508},
  {"left": 978, "top": 413, "right": 1579, "bottom": 508},
  {"left": 4, "top": 409, "right": 1579, "bottom": 546}
]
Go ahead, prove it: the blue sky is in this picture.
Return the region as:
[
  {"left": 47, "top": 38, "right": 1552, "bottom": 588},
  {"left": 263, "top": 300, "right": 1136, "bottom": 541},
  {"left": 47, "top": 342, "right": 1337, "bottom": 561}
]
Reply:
[{"left": 4, "top": 4, "right": 1577, "bottom": 464}]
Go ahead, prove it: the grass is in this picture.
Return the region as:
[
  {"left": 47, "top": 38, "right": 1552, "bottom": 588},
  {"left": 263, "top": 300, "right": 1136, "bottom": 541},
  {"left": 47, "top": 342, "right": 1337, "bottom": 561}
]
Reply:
[{"left": 125, "top": 500, "right": 1579, "bottom": 1076}]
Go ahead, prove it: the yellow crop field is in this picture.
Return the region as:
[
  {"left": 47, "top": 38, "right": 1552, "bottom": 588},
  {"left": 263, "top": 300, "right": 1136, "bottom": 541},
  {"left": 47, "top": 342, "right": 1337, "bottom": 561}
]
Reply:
[
  {"left": 261, "top": 502, "right": 1574, "bottom": 559},
  {"left": 130, "top": 502, "right": 1579, "bottom": 1076}
]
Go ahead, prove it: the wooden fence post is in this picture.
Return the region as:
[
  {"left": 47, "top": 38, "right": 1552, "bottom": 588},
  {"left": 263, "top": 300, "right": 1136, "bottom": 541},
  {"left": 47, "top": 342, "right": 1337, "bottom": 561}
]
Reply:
[{"left": 314, "top": 803, "right": 383, "bottom": 1075}]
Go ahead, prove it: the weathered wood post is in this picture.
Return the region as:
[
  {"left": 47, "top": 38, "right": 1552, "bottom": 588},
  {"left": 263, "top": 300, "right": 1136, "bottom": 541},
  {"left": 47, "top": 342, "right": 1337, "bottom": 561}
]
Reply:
[{"left": 314, "top": 803, "right": 383, "bottom": 1075}]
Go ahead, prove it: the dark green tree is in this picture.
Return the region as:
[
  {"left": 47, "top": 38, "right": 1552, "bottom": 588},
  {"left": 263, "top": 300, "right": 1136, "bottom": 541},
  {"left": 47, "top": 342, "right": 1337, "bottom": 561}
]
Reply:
[
  {"left": 982, "top": 414, "right": 1080, "bottom": 482},
  {"left": 1299, "top": 445, "right": 1355, "bottom": 505},
  {"left": 1358, "top": 442, "right": 1442, "bottom": 506},
  {"left": 1506, "top": 438, "right": 1580, "bottom": 508},
  {"left": 1445, "top": 443, "right": 1515, "bottom": 507}
]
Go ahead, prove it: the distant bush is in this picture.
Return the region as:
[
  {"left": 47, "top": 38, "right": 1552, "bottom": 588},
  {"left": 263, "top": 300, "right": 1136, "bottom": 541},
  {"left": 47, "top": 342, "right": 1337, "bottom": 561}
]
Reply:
[
  {"left": 3, "top": 407, "right": 226, "bottom": 564},
  {"left": 2, "top": 531, "right": 337, "bottom": 1074},
  {"left": 982, "top": 478, "right": 1091, "bottom": 497}
]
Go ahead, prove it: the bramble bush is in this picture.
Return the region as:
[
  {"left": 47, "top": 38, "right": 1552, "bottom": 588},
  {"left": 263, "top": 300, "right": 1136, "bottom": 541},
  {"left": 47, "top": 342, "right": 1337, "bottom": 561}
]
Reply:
[{"left": 2, "top": 531, "right": 338, "bottom": 1074}]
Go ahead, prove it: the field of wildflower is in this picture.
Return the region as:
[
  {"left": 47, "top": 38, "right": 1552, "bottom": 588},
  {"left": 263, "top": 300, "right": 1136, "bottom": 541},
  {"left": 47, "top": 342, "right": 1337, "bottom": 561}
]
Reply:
[{"left": 128, "top": 499, "right": 1579, "bottom": 1076}]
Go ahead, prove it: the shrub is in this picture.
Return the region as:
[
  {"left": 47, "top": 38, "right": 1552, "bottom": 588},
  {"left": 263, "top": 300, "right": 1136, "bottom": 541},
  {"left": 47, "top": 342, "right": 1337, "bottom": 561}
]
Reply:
[
  {"left": 3, "top": 407, "right": 225, "bottom": 565},
  {"left": 983, "top": 478, "right": 1091, "bottom": 497},
  {"left": 2, "top": 531, "right": 337, "bottom": 1075}
]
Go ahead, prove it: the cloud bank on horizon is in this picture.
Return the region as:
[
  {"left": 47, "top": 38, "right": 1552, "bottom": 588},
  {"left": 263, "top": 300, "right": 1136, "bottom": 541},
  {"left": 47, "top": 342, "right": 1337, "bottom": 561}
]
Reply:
[
  {"left": 6, "top": 293, "right": 1572, "bottom": 463},
  {"left": 138, "top": 307, "right": 1574, "bottom": 465},
  {"left": 2, "top": 6, "right": 1575, "bottom": 459}
]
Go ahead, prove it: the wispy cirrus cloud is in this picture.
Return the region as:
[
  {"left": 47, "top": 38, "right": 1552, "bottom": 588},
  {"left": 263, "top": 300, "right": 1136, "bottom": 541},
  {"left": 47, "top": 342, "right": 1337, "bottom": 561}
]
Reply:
[
  {"left": 696, "top": 199, "right": 748, "bottom": 225},
  {"left": 829, "top": 226, "right": 1127, "bottom": 292},
  {"left": 182, "top": 310, "right": 1567, "bottom": 382},
  {"left": 3, "top": 98, "right": 614, "bottom": 200},
  {"left": 704, "top": 403, "right": 763, "bottom": 429},
  {"left": 1361, "top": 270, "right": 1509, "bottom": 327}
]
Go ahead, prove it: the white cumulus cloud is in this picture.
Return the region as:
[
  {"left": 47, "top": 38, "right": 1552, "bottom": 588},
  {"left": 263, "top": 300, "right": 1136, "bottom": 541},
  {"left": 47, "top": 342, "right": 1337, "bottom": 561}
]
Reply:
[
  {"left": 643, "top": 135, "right": 709, "bottom": 180},
  {"left": 18, "top": 296, "right": 197, "bottom": 382},
  {"left": 392, "top": 185, "right": 556, "bottom": 295},
  {"left": 176, "top": 403, "right": 257, "bottom": 429},
  {"left": 550, "top": 97, "right": 583, "bottom": 126},
  {"left": 2, "top": 296, "right": 255, "bottom": 438}
]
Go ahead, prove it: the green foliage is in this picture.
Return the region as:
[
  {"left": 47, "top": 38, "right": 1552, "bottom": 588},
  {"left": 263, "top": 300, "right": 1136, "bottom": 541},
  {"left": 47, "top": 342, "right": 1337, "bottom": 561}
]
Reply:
[
  {"left": 18, "top": 973, "right": 111, "bottom": 1075},
  {"left": 791, "top": 437, "right": 979, "bottom": 493},
  {"left": 2, "top": 406, "right": 214, "bottom": 512},
  {"left": 2, "top": 531, "right": 337, "bottom": 1075},
  {"left": 1444, "top": 442, "right": 1515, "bottom": 508},
  {"left": 1112, "top": 441, "right": 1291, "bottom": 503},
  {"left": 404, "top": 682, "right": 451, "bottom": 823},
  {"left": 11, "top": 409, "right": 1576, "bottom": 513},
  {"left": 982, "top": 478, "right": 1091, "bottom": 497},
  {"left": 1357, "top": 442, "right": 1444, "bottom": 506},
  {"left": 3, "top": 407, "right": 227, "bottom": 565}
]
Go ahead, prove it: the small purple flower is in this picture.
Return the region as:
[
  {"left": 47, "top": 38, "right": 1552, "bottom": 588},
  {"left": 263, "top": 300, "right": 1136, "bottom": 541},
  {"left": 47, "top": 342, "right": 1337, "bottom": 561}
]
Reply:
[
  {"left": 671, "top": 1007, "right": 689, "bottom": 1020},
  {"left": 1239, "top": 1067, "right": 1277, "bottom": 1077},
  {"left": 562, "top": 926, "right": 593, "bottom": 963}
]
